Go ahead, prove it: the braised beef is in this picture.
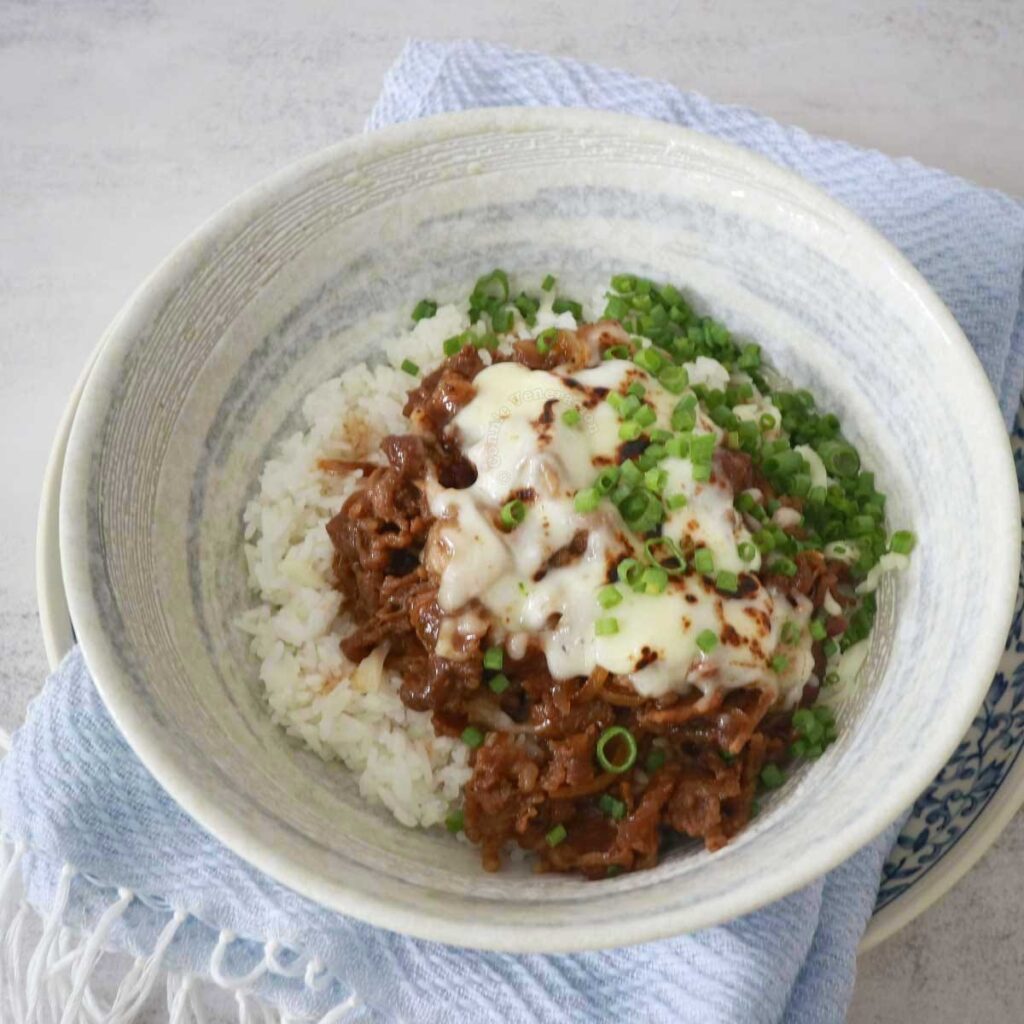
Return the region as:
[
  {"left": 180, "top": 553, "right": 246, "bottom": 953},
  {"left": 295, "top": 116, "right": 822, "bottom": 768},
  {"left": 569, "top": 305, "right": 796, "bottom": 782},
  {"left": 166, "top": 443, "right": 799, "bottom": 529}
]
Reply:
[{"left": 320, "top": 329, "right": 838, "bottom": 877}]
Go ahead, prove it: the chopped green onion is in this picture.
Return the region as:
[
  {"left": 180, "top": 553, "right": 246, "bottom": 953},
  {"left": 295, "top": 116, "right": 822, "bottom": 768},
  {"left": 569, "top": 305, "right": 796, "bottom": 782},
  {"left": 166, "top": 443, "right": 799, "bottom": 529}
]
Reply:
[
  {"left": 542, "top": 273, "right": 556, "bottom": 291},
  {"left": 628, "top": 381, "right": 646, "bottom": 399},
  {"left": 461, "top": 727, "right": 485, "bottom": 749},
  {"left": 574, "top": 487, "right": 601, "bottom": 513},
  {"left": 471, "top": 331, "right": 499, "bottom": 350},
  {"left": 400, "top": 358, "right": 420, "bottom": 376},
  {"left": 646, "top": 748, "right": 667, "bottom": 773},
  {"left": 789, "top": 472, "right": 812, "bottom": 498},
  {"left": 604, "top": 295, "right": 630, "bottom": 320},
  {"left": 737, "top": 541, "right": 756, "bottom": 562},
  {"left": 764, "top": 450, "right": 806, "bottom": 477},
  {"left": 645, "top": 536, "right": 686, "bottom": 573},
  {"left": 488, "top": 673, "right": 510, "bottom": 695},
  {"left": 641, "top": 566, "right": 669, "bottom": 594},
  {"left": 546, "top": 824, "right": 567, "bottom": 847},
  {"left": 770, "top": 556, "right": 798, "bottom": 577},
  {"left": 666, "top": 436, "right": 690, "bottom": 459},
  {"left": 443, "top": 335, "right": 464, "bottom": 357},
  {"left": 500, "top": 499, "right": 527, "bottom": 528},
  {"left": 816, "top": 440, "right": 861, "bottom": 478},
  {"left": 781, "top": 621, "right": 801, "bottom": 645},
  {"left": 598, "top": 585, "right": 623, "bottom": 609},
  {"left": 633, "top": 405, "right": 657, "bottom": 429},
  {"left": 813, "top": 705, "right": 835, "bottom": 726},
  {"left": 737, "top": 344, "right": 761, "bottom": 370},
  {"left": 760, "top": 764, "right": 786, "bottom": 790},
  {"left": 716, "top": 570, "right": 739, "bottom": 593},
  {"left": 690, "top": 433, "right": 716, "bottom": 463},
  {"left": 617, "top": 558, "right": 644, "bottom": 588},
  {"left": 694, "top": 548, "right": 715, "bottom": 575},
  {"left": 513, "top": 292, "right": 540, "bottom": 325},
  {"left": 491, "top": 306, "right": 514, "bottom": 332},
  {"left": 611, "top": 273, "right": 637, "bottom": 293},
  {"left": 618, "top": 489, "right": 664, "bottom": 532},
  {"left": 411, "top": 299, "right": 438, "bottom": 322},
  {"left": 672, "top": 404, "right": 697, "bottom": 432},
  {"left": 644, "top": 468, "right": 668, "bottom": 493},
  {"left": 483, "top": 646, "right": 504, "bottom": 671},
  {"left": 759, "top": 412, "right": 777, "bottom": 431},
  {"left": 596, "top": 726, "right": 638, "bottom": 774},
  {"left": 619, "top": 420, "right": 643, "bottom": 441},
  {"left": 552, "top": 297, "right": 583, "bottom": 320},
  {"left": 822, "top": 638, "right": 839, "bottom": 658},
  {"left": 595, "top": 617, "right": 620, "bottom": 637},
  {"left": 849, "top": 514, "right": 875, "bottom": 536},
  {"left": 471, "top": 269, "right": 510, "bottom": 304},
  {"left": 667, "top": 493, "right": 689, "bottom": 510},
  {"left": 692, "top": 463, "right": 711, "bottom": 482},
  {"left": 696, "top": 629, "right": 718, "bottom": 653},
  {"left": 445, "top": 809, "right": 464, "bottom": 833},
  {"left": 658, "top": 365, "right": 689, "bottom": 394},
  {"left": 770, "top": 654, "right": 789, "bottom": 673},
  {"left": 890, "top": 530, "right": 916, "bottom": 555},
  {"left": 536, "top": 327, "right": 559, "bottom": 355},
  {"left": 640, "top": 444, "right": 666, "bottom": 468},
  {"left": 618, "top": 395, "right": 641, "bottom": 419},
  {"left": 562, "top": 408, "right": 582, "bottom": 428},
  {"left": 599, "top": 793, "right": 627, "bottom": 820},
  {"left": 634, "top": 348, "right": 664, "bottom": 374},
  {"left": 824, "top": 670, "right": 840, "bottom": 687},
  {"left": 809, "top": 619, "right": 827, "bottom": 641},
  {"left": 594, "top": 466, "right": 620, "bottom": 494}
]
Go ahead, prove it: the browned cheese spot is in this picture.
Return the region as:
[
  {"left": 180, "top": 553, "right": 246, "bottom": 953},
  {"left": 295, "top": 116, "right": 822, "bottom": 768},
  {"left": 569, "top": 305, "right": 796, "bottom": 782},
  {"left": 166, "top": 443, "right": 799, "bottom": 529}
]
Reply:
[{"left": 635, "top": 646, "right": 660, "bottom": 670}]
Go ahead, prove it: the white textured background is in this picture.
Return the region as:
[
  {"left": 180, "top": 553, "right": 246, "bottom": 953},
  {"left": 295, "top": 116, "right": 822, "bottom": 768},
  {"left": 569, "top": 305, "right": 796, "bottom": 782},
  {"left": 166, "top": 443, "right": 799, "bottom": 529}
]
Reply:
[{"left": 1, "top": 1, "right": 1022, "bottom": 1020}]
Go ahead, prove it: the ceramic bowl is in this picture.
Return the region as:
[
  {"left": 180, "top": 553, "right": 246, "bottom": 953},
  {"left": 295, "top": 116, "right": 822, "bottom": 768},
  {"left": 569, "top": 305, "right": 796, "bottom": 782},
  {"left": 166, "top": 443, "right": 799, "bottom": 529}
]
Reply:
[{"left": 60, "top": 107, "right": 1019, "bottom": 953}]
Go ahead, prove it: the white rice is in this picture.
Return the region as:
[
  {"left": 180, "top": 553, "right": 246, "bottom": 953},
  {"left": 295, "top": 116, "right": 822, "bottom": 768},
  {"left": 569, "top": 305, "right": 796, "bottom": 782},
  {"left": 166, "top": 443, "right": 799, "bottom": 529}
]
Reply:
[{"left": 236, "top": 292, "right": 579, "bottom": 829}]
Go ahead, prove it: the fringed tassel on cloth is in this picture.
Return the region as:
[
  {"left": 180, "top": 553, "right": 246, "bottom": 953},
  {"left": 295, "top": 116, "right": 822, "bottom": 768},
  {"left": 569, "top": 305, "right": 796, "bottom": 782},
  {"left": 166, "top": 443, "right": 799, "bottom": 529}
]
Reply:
[{"left": 0, "top": 839, "right": 366, "bottom": 1024}]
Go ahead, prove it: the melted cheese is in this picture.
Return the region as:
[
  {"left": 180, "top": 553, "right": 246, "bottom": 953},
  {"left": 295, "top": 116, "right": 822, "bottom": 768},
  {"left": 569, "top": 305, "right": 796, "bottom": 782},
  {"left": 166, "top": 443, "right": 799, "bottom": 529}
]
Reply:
[{"left": 424, "top": 356, "right": 816, "bottom": 703}]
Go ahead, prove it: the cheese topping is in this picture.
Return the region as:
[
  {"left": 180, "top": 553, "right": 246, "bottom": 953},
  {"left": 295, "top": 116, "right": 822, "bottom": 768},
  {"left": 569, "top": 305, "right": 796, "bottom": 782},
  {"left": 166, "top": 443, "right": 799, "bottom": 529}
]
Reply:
[{"left": 424, "top": 357, "right": 815, "bottom": 704}]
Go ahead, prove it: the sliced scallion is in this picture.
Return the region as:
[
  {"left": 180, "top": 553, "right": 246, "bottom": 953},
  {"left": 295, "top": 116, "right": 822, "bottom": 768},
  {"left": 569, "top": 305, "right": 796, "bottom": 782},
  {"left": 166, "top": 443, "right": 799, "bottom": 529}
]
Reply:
[
  {"left": 696, "top": 629, "right": 718, "bottom": 653},
  {"left": 411, "top": 299, "right": 438, "bottom": 322},
  {"left": 461, "top": 727, "right": 485, "bottom": 749},
  {"left": 546, "top": 824, "right": 567, "bottom": 847},
  {"left": 596, "top": 726, "right": 638, "bottom": 774},
  {"left": 500, "top": 499, "right": 527, "bottom": 528}
]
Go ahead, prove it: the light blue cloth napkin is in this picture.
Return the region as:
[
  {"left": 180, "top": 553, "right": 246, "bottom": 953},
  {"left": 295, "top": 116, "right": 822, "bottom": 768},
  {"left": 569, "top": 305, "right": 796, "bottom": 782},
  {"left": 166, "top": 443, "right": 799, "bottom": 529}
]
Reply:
[{"left": 4, "top": 39, "right": 1024, "bottom": 1024}]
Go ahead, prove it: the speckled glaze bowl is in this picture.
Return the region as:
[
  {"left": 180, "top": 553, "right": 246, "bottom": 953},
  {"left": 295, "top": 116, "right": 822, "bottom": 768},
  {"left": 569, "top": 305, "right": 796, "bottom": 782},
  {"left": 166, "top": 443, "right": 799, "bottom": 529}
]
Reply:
[{"left": 61, "top": 107, "right": 1019, "bottom": 953}]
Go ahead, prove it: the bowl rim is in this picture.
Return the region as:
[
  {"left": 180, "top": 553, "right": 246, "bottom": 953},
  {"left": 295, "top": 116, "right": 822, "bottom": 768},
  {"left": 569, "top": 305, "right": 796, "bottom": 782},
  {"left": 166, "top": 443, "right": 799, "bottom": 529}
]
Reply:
[{"left": 59, "top": 105, "right": 1022, "bottom": 952}]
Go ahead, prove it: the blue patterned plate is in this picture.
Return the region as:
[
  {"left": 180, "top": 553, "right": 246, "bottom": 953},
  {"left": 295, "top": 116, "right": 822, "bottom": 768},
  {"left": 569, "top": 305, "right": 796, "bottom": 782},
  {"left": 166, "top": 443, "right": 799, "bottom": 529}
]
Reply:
[
  {"left": 863, "top": 399, "right": 1024, "bottom": 948},
  {"left": 35, "top": 362, "right": 1024, "bottom": 949}
]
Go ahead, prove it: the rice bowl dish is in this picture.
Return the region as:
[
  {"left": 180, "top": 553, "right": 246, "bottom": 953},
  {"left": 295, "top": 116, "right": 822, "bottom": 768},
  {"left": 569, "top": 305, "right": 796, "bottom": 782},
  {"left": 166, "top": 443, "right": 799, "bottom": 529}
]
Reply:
[{"left": 238, "top": 270, "right": 913, "bottom": 876}]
